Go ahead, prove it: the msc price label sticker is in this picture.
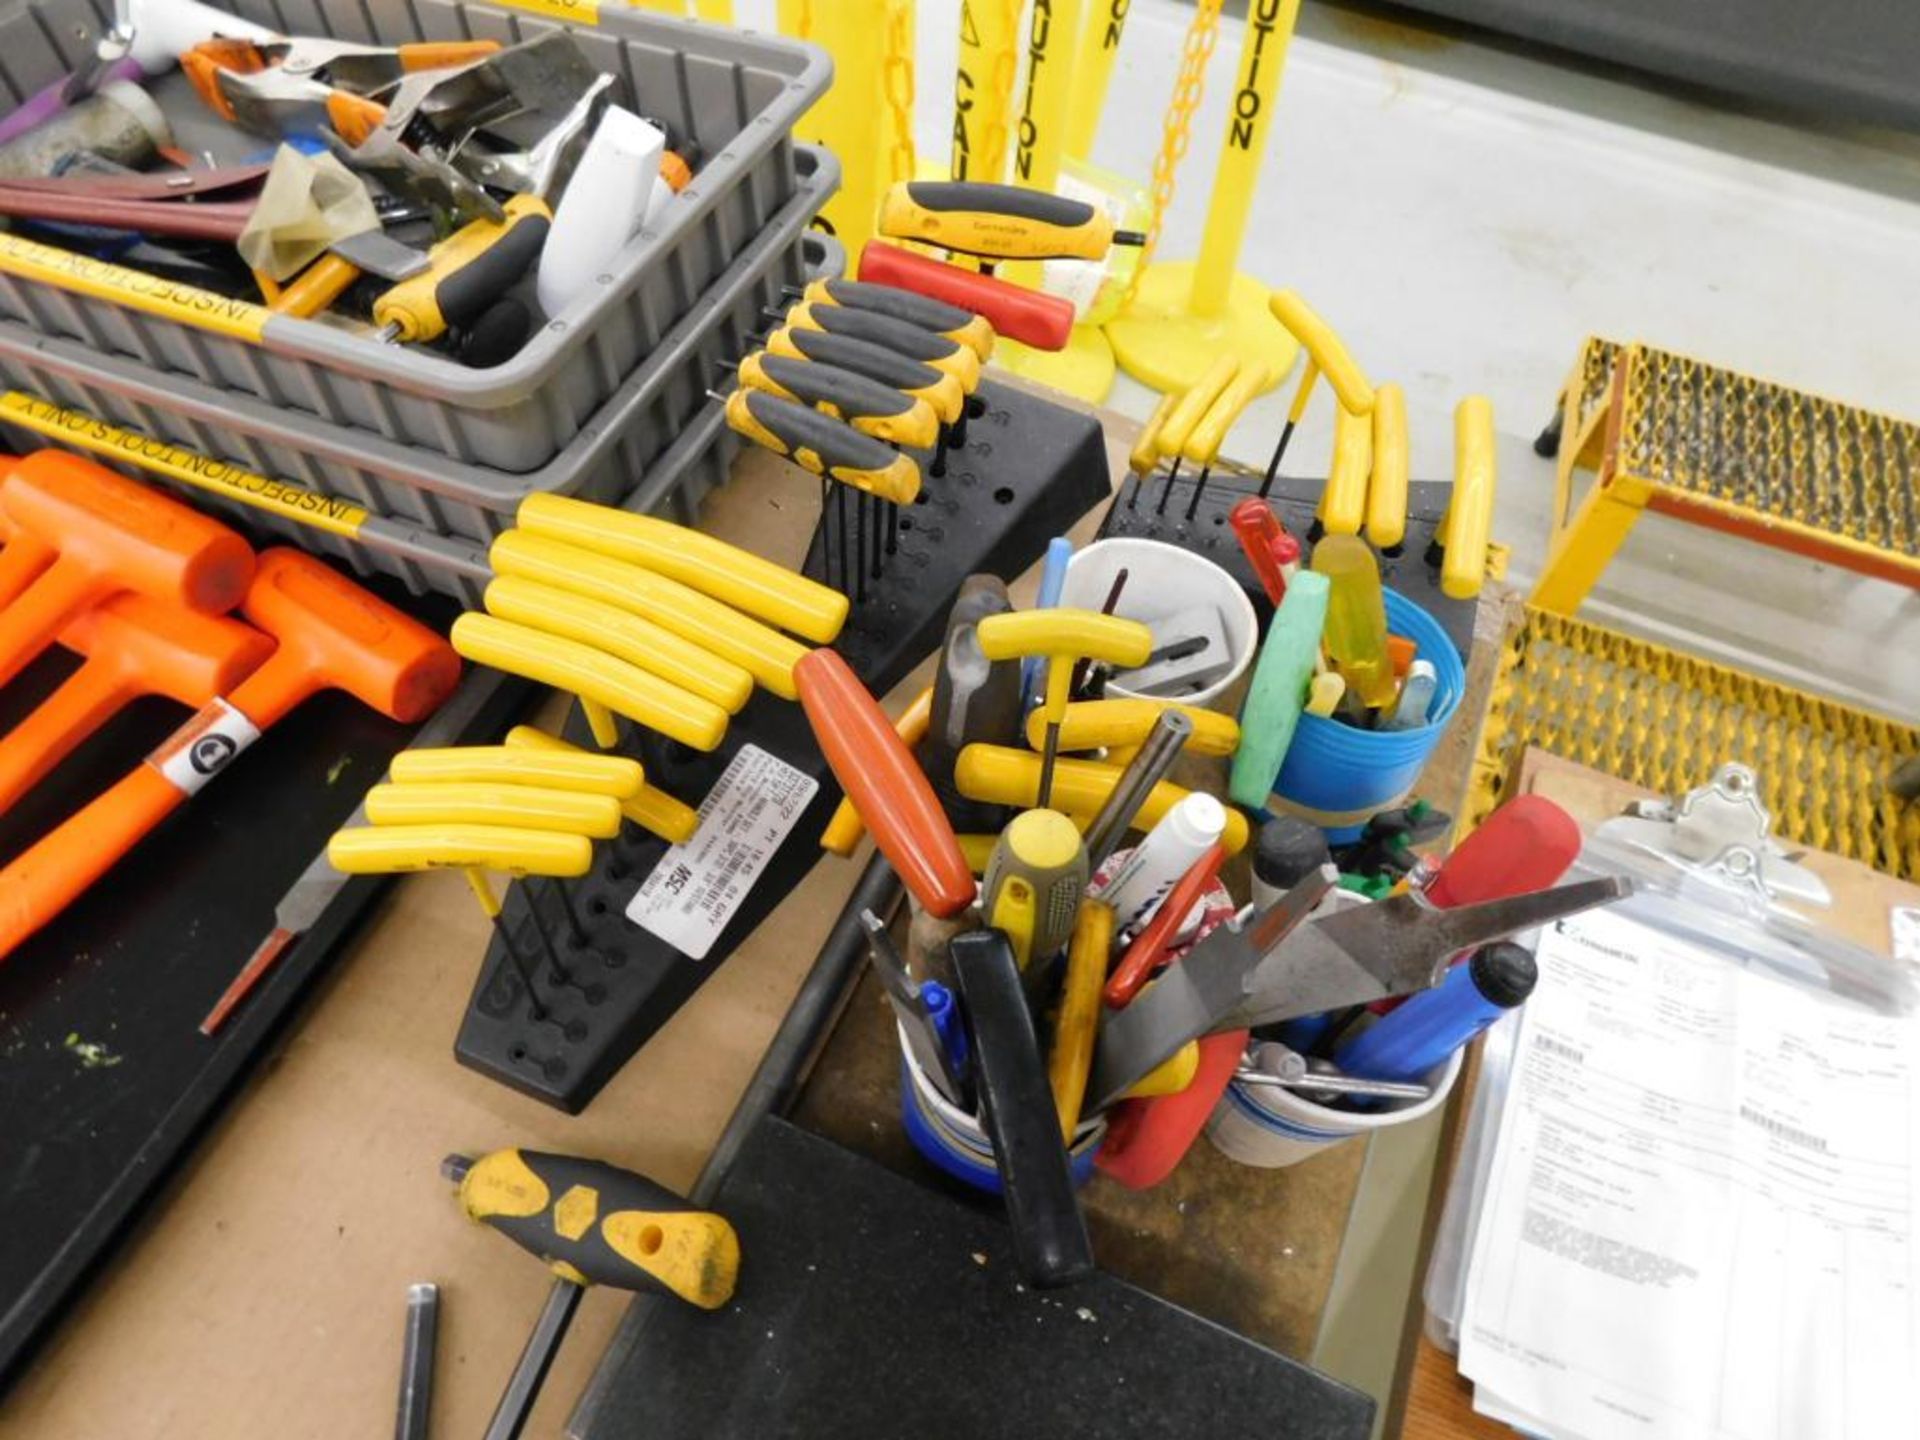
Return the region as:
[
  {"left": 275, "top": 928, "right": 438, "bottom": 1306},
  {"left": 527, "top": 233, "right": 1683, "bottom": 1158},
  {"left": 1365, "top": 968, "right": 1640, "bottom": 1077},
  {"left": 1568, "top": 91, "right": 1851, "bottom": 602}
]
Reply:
[
  {"left": 627, "top": 744, "right": 817, "bottom": 960},
  {"left": 147, "top": 699, "right": 262, "bottom": 796}
]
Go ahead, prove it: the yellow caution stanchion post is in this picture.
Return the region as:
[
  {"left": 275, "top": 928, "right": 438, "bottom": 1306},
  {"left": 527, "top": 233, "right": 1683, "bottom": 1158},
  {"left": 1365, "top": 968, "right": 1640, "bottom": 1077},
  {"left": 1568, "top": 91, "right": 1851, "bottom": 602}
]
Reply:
[
  {"left": 1107, "top": 0, "right": 1303, "bottom": 394},
  {"left": 779, "top": 0, "right": 915, "bottom": 265},
  {"left": 952, "top": 0, "right": 1023, "bottom": 185},
  {"left": 991, "top": 0, "right": 1123, "bottom": 403}
]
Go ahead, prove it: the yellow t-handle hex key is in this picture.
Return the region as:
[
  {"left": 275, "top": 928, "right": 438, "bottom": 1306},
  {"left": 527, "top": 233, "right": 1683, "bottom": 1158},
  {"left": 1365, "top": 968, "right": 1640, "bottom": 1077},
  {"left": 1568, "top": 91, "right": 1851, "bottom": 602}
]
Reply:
[
  {"left": 1139, "top": 356, "right": 1241, "bottom": 518},
  {"left": 877, "top": 180, "right": 1145, "bottom": 262},
  {"left": 515, "top": 494, "right": 847, "bottom": 645},
  {"left": 451, "top": 613, "right": 729, "bottom": 753},
  {"left": 1367, "top": 382, "right": 1411, "bottom": 551},
  {"left": 1320, "top": 402, "right": 1373, "bottom": 539},
  {"left": 1261, "top": 290, "right": 1376, "bottom": 498},
  {"left": 362, "top": 783, "right": 623, "bottom": 839},
  {"left": 390, "top": 744, "right": 645, "bottom": 799},
  {"left": 729, "top": 352, "right": 942, "bottom": 451},
  {"left": 975, "top": 609, "right": 1153, "bottom": 809},
  {"left": 1176, "top": 360, "right": 1274, "bottom": 524},
  {"left": 488, "top": 531, "right": 810, "bottom": 701},
  {"left": 328, "top": 821, "right": 594, "bottom": 1021},
  {"left": 1430, "top": 395, "right": 1498, "bottom": 598},
  {"left": 953, "top": 744, "right": 1251, "bottom": 856},
  {"left": 482, "top": 575, "right": 755, "bottom": 737},
  {"left": 503, "top": 726, "right": 699, "bottom": 846}
]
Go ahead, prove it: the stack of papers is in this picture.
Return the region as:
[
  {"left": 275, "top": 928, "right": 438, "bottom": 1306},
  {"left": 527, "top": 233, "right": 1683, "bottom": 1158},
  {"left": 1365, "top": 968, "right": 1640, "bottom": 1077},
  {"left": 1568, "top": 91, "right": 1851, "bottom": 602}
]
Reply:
[{"left": 1453, "top": 906, "right": 1920, "bottom": 1439}]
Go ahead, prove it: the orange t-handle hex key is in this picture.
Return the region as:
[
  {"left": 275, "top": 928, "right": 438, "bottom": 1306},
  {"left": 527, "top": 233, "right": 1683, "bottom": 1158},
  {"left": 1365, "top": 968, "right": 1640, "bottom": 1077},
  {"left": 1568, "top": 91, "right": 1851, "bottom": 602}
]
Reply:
[
  {"left": 0, "top": 453, "right": 255, "bottom": 690},
  {"left": 0, "top": 549, "right": 461, "bottom": 959},
  {"left": 0, "top": 597, "right": 276, "bottom": 812}
]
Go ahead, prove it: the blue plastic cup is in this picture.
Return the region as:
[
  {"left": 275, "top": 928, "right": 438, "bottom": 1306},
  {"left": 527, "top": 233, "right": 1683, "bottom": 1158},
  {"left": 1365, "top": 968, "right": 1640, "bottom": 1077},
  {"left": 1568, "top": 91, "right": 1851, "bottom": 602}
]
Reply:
[
  {"left": 896, "top": 1029, "right": 1104, "bottom": 1194},
  {"left": 1268, "top": 588, "right": 1464, "bottom": 842}
]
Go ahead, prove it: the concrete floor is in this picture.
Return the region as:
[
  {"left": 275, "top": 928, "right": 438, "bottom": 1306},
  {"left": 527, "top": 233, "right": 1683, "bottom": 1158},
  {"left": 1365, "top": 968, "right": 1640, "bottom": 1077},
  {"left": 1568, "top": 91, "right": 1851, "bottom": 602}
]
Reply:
[{"left": 746, "top": 0, "right": 1920, "bottom": 1429}]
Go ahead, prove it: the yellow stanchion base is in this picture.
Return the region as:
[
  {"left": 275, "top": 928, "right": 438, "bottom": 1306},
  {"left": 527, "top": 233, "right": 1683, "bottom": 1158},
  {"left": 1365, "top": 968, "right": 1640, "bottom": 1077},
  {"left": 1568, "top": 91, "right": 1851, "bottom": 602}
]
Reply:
[
  {"left": 1105, "top": 262, "right": 1300, "bottom": 395},
  {"left": 989, "top": 324, "right": 1117, "bottom": 405}
]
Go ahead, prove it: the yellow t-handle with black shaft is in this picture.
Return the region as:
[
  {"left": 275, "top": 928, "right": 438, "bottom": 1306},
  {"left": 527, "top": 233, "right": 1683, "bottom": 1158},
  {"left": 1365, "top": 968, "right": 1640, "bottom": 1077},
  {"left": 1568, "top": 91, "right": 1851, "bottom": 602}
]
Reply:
[
  {"left": 445, "top": 1147, "right": 740, "bottom": 1439},
  {"left": 975, "top": 609, "right": 1153, "bottom": 809}
]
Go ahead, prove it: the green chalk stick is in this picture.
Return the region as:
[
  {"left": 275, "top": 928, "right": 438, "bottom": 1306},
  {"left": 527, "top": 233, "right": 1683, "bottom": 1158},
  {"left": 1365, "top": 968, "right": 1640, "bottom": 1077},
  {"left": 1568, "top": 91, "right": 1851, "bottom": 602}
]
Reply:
[{"left": 1230, "top": 570, "right": 1331, "bottom": 809}]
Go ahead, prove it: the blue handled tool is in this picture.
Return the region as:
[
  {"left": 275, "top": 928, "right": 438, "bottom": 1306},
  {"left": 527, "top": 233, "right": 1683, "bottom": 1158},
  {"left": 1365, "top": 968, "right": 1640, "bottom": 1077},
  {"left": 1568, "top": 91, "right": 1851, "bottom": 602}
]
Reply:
[{"left": 1334, "top": 940, "right": 1538, "bottom": 1083}]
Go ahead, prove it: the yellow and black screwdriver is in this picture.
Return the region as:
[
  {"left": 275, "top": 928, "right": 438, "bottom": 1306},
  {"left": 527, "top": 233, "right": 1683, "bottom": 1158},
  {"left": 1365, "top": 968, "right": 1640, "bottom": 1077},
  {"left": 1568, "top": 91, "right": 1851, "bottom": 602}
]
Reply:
[
  {"left": 444, "top": 1146, "right": 740, "bottom": 1440},
  {"left": 784, "top": 277, "right": 996, "bottom": 361},
  {"left": 876, "top": 179, "right": 1145, "bottom": 267},
  {"left": 372, "top": 194, "right": 553, "bottom": 354}
]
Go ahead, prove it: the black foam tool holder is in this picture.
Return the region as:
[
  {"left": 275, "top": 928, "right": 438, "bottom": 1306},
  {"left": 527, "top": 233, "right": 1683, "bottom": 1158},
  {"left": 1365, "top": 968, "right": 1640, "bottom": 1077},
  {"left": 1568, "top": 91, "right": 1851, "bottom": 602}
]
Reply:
[
  {"left": 454, "top": 380, "right": 1112, "bottom": 1112},
  {"left": 1100, "top": 470, "right": 1479, "bottom": 660}
]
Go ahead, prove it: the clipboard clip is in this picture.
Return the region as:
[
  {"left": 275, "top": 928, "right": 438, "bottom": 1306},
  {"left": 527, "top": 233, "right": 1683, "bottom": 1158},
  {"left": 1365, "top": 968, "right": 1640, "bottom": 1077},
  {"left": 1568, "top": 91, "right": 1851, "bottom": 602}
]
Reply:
[{"left": 1597, "top": 763, "right": 1831, "bottom": 909}]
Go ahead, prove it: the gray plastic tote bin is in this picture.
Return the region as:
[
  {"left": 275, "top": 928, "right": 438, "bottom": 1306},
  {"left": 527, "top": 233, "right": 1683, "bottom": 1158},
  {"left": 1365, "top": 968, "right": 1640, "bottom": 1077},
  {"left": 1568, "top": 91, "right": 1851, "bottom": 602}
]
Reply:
[
  {"left": 0, "top": 154, "right": 842, "bottom": 604},
  {"left": 0, "top": 0, "right": 829, "bottom": 470}
]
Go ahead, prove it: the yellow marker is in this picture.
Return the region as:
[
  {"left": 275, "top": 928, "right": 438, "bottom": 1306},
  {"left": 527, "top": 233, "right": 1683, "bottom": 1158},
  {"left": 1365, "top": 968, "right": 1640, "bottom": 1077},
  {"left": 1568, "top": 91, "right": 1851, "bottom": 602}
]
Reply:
[
  {"left": 1129, "top": 393, "right": 1178, "bottom": 476},
  {"left": 391, "top": 745, "right": 644, "bottom": 799},
  {"left": 516, "top": 494, "right": 848, "bottom": 644},
  {"left": 363, "top": 782, "right": 622, "bottom": 839},
  {"left": 484, "top": 576, "right": 754, "bottom": 715},
  {"left": 1049, "top": 899, "right": 1112, "bottom": 1139},
  {"left": 328, "top": 824, "right": 594, "bottom": 880},
  {"left": 1305, "top": 670, "right": 1345, "bottom": 717},
  {"left": 1119, "top": 1041, "right": 1200, "bottom": 1099},
  {"left": 1321, "top": 403, "right": 1372, "bottom": 537},
  {"left": 504, "top": 727, "right": 698, "bottom": 845},
  {"left": 1311, "top": 535, "right": 1397, "bottom": 709},
  {"left": 1267, "top": 290, "right": 1374, "bottom": 414},
  {"left": 1440, "top": 395, "right": 1497, "bottom": 599},
  {"left": 489, "top": 531, "right": 808, "bottom": 700},
  {"left": 1154, "top": 355, "right": 1241, "bottom": 460},
  {"left": 1029, "top": 699, "right": 1240, "bottom": 758},
  {"left": 953, "top": 744, "right": 1249, "bottom": 855},
  {"left": 821, "top": 686, "right": 933, "bottom": 856},
  {"left": 452, "top": 613, "right": 729, "bottom": 752},
  {"left": 1182, "top": 362, "right": 1273, "bottom": 466},
  {"left": 1367, "top": 382, "right": 1410, "bottom": 551}
]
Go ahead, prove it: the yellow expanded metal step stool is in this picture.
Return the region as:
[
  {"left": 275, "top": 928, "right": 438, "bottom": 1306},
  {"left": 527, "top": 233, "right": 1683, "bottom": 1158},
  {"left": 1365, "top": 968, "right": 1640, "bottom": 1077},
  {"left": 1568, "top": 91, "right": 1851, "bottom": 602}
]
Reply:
[
  {"left": 1531, "top": 337, "right": 1920, "bottom": 612},
  {"left": 1466, "top": 605, "right": 1920, "bottom": 884}
]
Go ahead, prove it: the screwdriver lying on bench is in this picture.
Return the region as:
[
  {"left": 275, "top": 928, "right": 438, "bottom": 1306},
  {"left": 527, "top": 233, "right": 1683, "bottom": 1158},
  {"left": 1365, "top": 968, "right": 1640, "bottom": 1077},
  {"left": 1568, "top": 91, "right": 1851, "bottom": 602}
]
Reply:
[{"left": 445, "top": 1146, "right": 739, "bottom": 1440}]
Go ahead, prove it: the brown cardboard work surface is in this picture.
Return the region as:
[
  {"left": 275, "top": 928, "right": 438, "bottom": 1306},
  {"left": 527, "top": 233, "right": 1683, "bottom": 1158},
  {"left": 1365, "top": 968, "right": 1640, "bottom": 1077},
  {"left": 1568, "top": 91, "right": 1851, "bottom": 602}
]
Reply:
[
  {"left": 0, "top": 448, "right": 859, "bottom": 1440},
  {"left": 1389, "top": 746, "right": 1920, "bottom": 1440}
]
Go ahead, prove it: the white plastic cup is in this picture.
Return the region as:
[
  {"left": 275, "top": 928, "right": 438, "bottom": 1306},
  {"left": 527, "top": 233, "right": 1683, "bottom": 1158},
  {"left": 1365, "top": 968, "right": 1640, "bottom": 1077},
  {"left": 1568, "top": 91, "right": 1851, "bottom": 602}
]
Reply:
[
  {"left": 1206, "top": 1048, "right": 1464, "bottom": 1168},
  {"left": 1059, "top": 538, "right": 1256, "bottom": 710}
]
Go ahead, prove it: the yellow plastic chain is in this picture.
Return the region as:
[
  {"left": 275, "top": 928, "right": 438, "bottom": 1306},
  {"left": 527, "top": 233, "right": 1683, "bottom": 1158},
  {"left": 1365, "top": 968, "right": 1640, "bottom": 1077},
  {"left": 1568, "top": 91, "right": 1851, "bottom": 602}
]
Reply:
[
  {"left": 884, "top": 0, "right": 918, "bottom": 183},
  {"left": 1119, "top": 0, "right": 1223, "bottom": 311},
  {"left": 983, "top": 0, "right": 1022, "bottom": 181}
]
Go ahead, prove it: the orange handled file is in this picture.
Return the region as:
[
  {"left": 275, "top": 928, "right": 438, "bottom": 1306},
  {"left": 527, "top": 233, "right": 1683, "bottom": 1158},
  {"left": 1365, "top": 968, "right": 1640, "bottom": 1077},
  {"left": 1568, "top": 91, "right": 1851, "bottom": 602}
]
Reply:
[
  {"left": 0, "top": 452, "right": 254, "bottom": 690},
  {"left": 0, "top": 549, "right": 458, "bottom": 958},
  {"left": 794, "top": 649, "right": 975, "bottom": 919}
]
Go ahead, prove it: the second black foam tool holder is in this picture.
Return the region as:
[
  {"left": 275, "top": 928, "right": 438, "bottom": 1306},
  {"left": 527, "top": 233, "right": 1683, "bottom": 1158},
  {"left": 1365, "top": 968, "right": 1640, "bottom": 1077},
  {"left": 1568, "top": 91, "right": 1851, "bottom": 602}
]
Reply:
[
  {"left": 1102, "top": 470, "right": 1480, "bottom": 659},
  {"left": 456, "top": 379, "right": 1110, "bottom": 1111}
]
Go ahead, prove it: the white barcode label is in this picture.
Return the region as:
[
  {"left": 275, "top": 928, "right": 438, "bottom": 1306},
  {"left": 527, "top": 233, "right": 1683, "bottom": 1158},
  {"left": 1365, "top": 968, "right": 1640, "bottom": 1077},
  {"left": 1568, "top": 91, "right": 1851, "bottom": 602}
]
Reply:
[
  {"left": 625, "top": 744, "right": 817, "bottom": 959},
  {"left": 148, "top": 698, "right": 261, "bottom": 795}
]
